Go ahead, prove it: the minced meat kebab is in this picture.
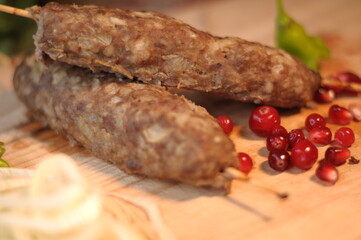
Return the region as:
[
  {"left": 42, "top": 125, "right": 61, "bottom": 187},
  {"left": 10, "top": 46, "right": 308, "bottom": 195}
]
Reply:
[
  {"left": 13, "top": 56, "right": 239, "bottom": 189},
  {"left": 27, "top": 2, "right": 321, "bottom": 108}
]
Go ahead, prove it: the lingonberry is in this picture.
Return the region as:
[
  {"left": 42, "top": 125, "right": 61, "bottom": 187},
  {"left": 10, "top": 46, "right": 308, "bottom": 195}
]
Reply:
[
  {"left": 290, "top": 140, "right": 318, "bottom": 170},
  {"left": 270, "top": 125, "right": 288, "bottom": 137},
  {"left": 305, "top": 113, "right": 326, "bottom": 131},
  {"left": 216, "top": 115, "right": 233, "bottom": 134},
  {"left": 334, "top": 127, "right": 355, "bottom": 147},
  {"left": 314, "top": 87, "right": 335, "bottom": 104},
  {"left": 325, "top": 147, "right": 350, "bottom": 166},
  {"left": 268, "top": 150, "right": 290, "bottom": 171},
  {"left": 288, "top": 129, "right": 305, "bottom": 149},
  {"left": 249, "top": 106, "right": 280, "bottom": 137},
  {"left": 266, "top": 134, "right": 289, "bottom": 151},
  {"left": 308, "top": 126, "right": 332, "bottom": 145},
  {"left": 328, "top": 104, "right": 352, "bottom": 125},
  {"left": 348, "top": 103, "right": 361, "bottom": 121},
  {"left": 323, "top": 84, "right": 344, "bottom": 94},
  {"left": 237, "top": 152, "right": 253, "bottom": 174},
  {"left": 316, "top": 161, "right": 339, "bottom": 184},
  {"left": 330, "top": 87, "right": 359, "bottom": 96},
  {"left": 335, "top": 71, "right": 361, "bottom": 84}
]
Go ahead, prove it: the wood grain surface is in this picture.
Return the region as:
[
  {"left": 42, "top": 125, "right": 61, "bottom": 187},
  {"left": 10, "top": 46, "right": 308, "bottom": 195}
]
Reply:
[{"left": 1, "top": 0, "right": 361, "bottom": 239}]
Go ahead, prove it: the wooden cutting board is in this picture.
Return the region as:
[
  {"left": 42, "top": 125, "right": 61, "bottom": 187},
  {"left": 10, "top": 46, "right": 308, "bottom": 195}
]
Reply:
[{"left": 1, "top": 0, "right": 361, "bottom": 239}]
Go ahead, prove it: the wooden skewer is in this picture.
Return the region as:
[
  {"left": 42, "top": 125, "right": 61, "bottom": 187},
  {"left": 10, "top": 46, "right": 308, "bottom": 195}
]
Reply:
[
  {"left": 0, "top": 4, "right": 32, "bottom": 19},
  {"left": 322, "top": 76, "right": 361, "bottom": 93},
  {"left": 224, "top": 168, "right": 289, "bottom": 199}
]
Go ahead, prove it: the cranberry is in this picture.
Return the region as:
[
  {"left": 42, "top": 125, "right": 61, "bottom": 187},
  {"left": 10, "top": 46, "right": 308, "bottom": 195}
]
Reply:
[
  {"left": 305, "top": 113, "right": 326, "bottom": 131},
  {"left": 270, "top": 125, "right": 288, "bottom": 137},
  {"left": 266, "top": 134, "right": 289, "bottom": 151},
  {"left": 334, "top": 127, "right": 355, "bottom": 147},
  {"left": 323, "top": 72, "right": 361, "bottom": 96},
  {"left": 268, "top": 150, "right": 290, "bottom": 171},
  {"left": 328, "top": 104, "right": 352, "bottom": 125},
  {"left": 325, "top": 147, "right": 350, "bottom": 166},
  {"left": 249, "top": 106, "right": 280, "bottom": 137},
  {"left": 290, "top": 140, "right": 318, "bottom": 170},
  {"left": 323, "top": 84, "right": 344, "bottom": 94},
  {"left": 216, "top": 115, "right": 233, "bottom": 134},
  {"left": 308, "top": 126, "right": 332, "bottom": 145},
  {"left": 335, "top": 71, "right": 361, "bottom": 84},
  {"left": 329, "top": 86, "right": 359, "bottom": 96},
  {"left": 288, "top": 129, "right": 305, "bottom": 149},
  {"left": 316, "top": 161, "right": 339, "bottom": 184},
  {"left": 238, "top": 152, "right": 253, "bottom": 174},
  {"left": 348, "top": 103, "right": 361, "bottom": 121},
  {"left": 314, "top": 87, "right": 335, "bottom": 103}
]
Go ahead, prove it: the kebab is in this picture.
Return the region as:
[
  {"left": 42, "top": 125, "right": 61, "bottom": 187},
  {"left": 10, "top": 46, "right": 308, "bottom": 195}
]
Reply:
[
  {"left": 13, "top": 56, "right": 288, "bottom": 197},
  {"left": 13, "top": 56, "right": 240, "bottom": 189},
  {"left": 3, "top": 2, "right": 291, "bottom": 195},
  {"left": 1, "top": 2, "right": 320, "bottom": 108}
]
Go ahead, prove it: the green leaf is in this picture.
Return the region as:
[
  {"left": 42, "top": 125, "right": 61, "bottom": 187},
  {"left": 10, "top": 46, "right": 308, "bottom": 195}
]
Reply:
[
  {"left": 275, "top": 0, "right": 330, "bottom": 71},
  {"left": 0, "top": 141, "right": 8, "bottom": 167},
  {"left": 0, "top": 147, "right": 5, "bottom": 157},
  {"left": 0, "top": 158, "right": 9, "bottom": 167}
]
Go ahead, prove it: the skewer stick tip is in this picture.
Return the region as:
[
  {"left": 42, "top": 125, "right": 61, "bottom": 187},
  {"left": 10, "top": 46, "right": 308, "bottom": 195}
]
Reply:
[
  {"left": 224, "top": 167, "right": 289, "bottom": 199},
  {"left": 0, "top": 4, "right": 32, "bottom": 19}
]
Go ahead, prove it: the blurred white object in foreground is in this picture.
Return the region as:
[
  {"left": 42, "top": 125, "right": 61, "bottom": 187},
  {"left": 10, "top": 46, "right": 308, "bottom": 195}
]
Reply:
[{"left": 0, "top": 154, "right": 176, "bottom": 240}]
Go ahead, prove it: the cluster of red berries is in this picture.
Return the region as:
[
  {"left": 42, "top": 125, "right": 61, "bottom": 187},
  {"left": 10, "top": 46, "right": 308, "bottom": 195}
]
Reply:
[
  {"left": 314, "top": 71, "right": 361, "bottom": 103},
  {"left": 314, "top": 71, "right": 361, "bottom": 121},
  {"left": 249, "top": 104, "right": 357, "bottom": 184},
  {"left": 216, "top": 115, "right": 253, "bottom": 174},
  {"left": 216, "top": 102, "right": 358, "bottom": 184}
]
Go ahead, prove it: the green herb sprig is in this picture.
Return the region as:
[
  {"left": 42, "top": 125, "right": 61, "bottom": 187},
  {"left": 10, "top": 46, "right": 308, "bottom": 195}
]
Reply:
[
  {"left": 276, "top": 0, "right": 330, "bottom": 71},
  {"left": 0, "top": 141, "right": 9, "bottom": 167}
]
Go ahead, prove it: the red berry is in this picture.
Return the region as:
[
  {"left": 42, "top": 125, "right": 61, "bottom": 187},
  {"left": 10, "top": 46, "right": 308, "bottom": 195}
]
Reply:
[
  {"left": 308, "top": 126, "right": 332, "bottom": 145},
  {"left": 216, "top": 115, "right": 233, "bottom": 134},
  {"left": 323, "top": 72, "right": 361, "bottom": 97},
  {"left": 237, "top": 152, "right": 253, "bottom": 174},
  {"left": 266, "top": 134, "right": 289, "bottom": 151},
  {"left": 336, "top": 71, "right": 361, "bottom": 84},
  {"left": 249, "top": 106, "right": 280, "bottom": 137},
  {"left": 268, "top": 150, "right": 290, "bottom": 171},
  {"left": 325, "top": 147, "right": 350, "bottom": 166},
  {"left": 323, "top": 84, "right": 344, "bottom": 94},
  {"left": 348, "top": 103, "right": 361, "bottom": 121},
  {"left": 305, "top": 113, "right": 326, "bottom": 131},
  {"left": 271, "top": 125, "right": 288, "bottom": 137},
  {"left": 291, "top": 140, "right": 318, "bottom": 170},
  {"left": 314, "top": 87, "right": 335, "bottom": 104},
  {"left": 288, "top": 129, "right": 305, "bottom": 149},
  {"left": 334, "top": 127, "right": 355, "bottom": 147},
  {"left": 328, "top": 104, "right": 352, "bottom": 125},
  {"left": 316, "top": 161, "right": 339, "bottom": 184}
]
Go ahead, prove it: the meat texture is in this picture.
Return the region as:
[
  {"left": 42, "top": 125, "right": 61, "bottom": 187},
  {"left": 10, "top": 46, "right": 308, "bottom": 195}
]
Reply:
[
  {"left": 29, "top": 2, "right": 320, "bottom": 108},
  {"left": 13, "top": 57, "right": 239, "bottom": 188}
]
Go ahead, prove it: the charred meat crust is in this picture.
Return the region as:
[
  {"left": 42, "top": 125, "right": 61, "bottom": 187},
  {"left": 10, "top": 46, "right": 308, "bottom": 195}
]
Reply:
[
  {"left": 13, "top": 57, "right": 239, "bottom": 188},
  {"left": 29, "top": 2, "right": 321, "bottom": 108}
]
